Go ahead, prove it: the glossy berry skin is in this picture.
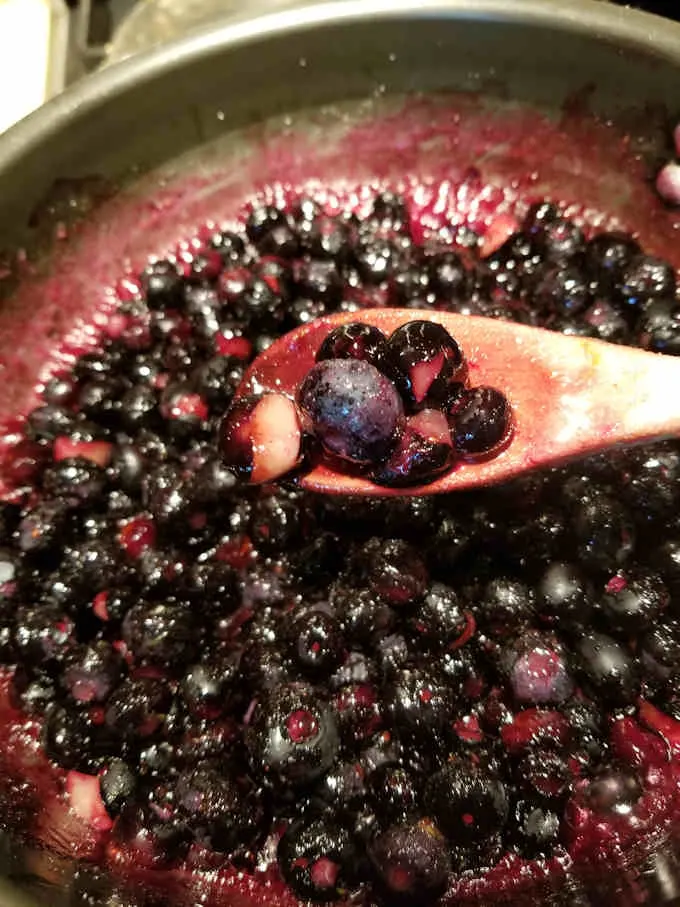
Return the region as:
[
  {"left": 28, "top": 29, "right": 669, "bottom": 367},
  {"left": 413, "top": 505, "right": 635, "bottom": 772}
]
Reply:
[
  {"left": 99, "top": 759, "right": 137, "bottom": 817},
  {"left": 384, "top": 667, "right": 453, "bottom": 744},
  {"left": 366, "top": 538, "right": 429, "bottom": 607},
  {"left": 640, "top": 620, "right": 680, "bottom": 683},
  {"left": 618, "top": 254, "right": 676, "bottom": 313},
  {"left": 278, "top": 816, "right": 357, "bottom": 902},
  {"left": 141, "top": 260, "right": 183, "bottom": 310},
  {"left": 288, "top": 610, "right": 345, "bottom": 675},
  {"left": 177, "top": 764, "right": 263, "bottom": 853},
  {"left": 584, "top": 231, "right": 641, "bottom": 295},
  {"left": 573, "top": 631, "right": 639, "bottom": 705},
  {"left": 246, "top": 683, "right": 340, "bottom": 787},
  {"left": 637, "top": 299, "right": 680, "bottom": 356},
  {"left": 385, "top": 320, "right": 465, "bottom": 412},
  {"left": 450, "top": 386, "right": 513, "bottom": 457},
  {"left": 122, "top": 601, "right": 198, "bottom": 664},
  {"left": 535, "top": 561, "right": 593, "bottom": 626},
  {"left": 501, "top": 632, "right": 574, "bottom": 705},
  {"left": 298, "top": 359, "right": 404, "bottom": 464},
  {"left": 409, "top": 582, "right": 472, "bottom": 647},
  {"left": 105, "top": 677, "right": 172, "bottom": 740},
  {"left": 60, "top": 642, "right": 124, "bottom": 704},
  {"left": 424, "top": 762, "right": 509, "bottom": 844},
  {"left": 479, "top": 578, "right": 535, "bottom": 634},
  {"left": 368, "top": 765, "right": 419, "bottom": 824},
  {"left": 513, "top": 801, "right": 561, "bottom": 858},
  {"left": 43, "top": 705, "right": 115, "bottom": 772},
  {"left": 316, "top": 322, "right": 388, "bottom": 368},
  {"left": 180, "top": 655, "right": 239, "bottom": 719},
  {"left": 369, "top": 820, "right": 451, "bottom": 905},
  {"left": 600, "top": 570, "right": 668, "bottom": 635}
]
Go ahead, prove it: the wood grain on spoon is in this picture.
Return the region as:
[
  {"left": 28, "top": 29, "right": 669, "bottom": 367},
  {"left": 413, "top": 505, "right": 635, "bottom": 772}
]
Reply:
[{"left": 238, "top": 309, "right": 680, "bottom": 496}]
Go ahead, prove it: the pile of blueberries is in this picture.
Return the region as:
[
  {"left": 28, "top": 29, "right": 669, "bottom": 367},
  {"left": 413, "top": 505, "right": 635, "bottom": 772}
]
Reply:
[{"left": 0, "top": 191, "right": 677, "bottom": 906}]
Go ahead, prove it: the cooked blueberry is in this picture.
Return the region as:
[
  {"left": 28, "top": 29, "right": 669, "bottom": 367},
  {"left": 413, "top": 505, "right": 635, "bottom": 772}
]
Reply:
[
  {"left": 410, "top": 582, "right": 472, "bottom": 647},
  {"left": 618, "top": 254, "right": 676, "bottom": 312},
  {"left": 532, "top": 263, "right": 590, "bottom": 316},
  {"left": 385, "top": 320, "right": 464, "bottom": 412},
  {"left": 450, "top": 386, "right": 513, "bottom": 457},
  {"left": 42, "top": 457, "right": 107, "bottom": 504},
  {"left": 585, "top": 231, "right": 641, "bottom": 294},
  {"left": 289, "top": 610, "right": 344, "bottom": 675},
  {"left": 278, "top": 815, "right": 358, "bottom": 902},
  {"left": 373, "top": 410, "right": 455, "bottom": 488},
  {"left": 99, "top": 758, "right": 137, "bottom": 817},
  {"left": 640, "top": 620, "right": 680, "bottom": 683},
  {"left": 366, "top": 538, "right": 429, "bottom": 607},
  {"left": 501, "top": 632, "right": 574, "bottom": 705},
  {"left": 573, "top": 631, "right": 639, "bottom": 705},
  {"left": 580, "top": 768, "right": 642, "bottom": 815},
  {"left": 209, "top": 229, "right": 247, "bottom": 264},
  {"left": 637, "top": 298, "right": 680, "bottom": 355},
  {"left": 536, "top": 561, "right": 594, "bottom": 626},
  {"left": 571, "top": 490, "right": 635, "bottom": 568},
  {"left": 246, "top": 683, "right": 340, "bottom": 786},
  {"left": 354, "top": 235, "right": 407, "bottom": 284},
  {"left": 296, "top": 259, "right": 343, "bottom": 304},
  {"left": 424, "top": 761, "right": 508, "bottom": 844},
  {"left": 43, "top": 705, "right": 115, "bottom": 772},
  {"left": 60, "top": 642, "right": 124, "bottom": 704},
  {"left": 177, "top": 764, "right": 264, "bottom": 853},
  {"left": 368, "top": 765, "right": 419, "bottom": 824},
  {"left": 180, "top": 654, "right": 239, "bottom": 719},
  {"left": 141, "top": 259, "right": 183, "bottom": 310},
  {"left": 369, "top": 820, "right": 451, "bottom": 904},
  {"left": 513, "top": 801, "right": 561, "bottom": 858},
  {"left": 316, "top": 322, "right": 388, "bottom": 368},
  {"left": 583, "top": 299, "right": 630, "bottom": 343},
  {"left": 384, "top": 667, "right": 453, "bottom": 743},
  {"left": 298, "top": 359, "right": 404, "bottom": 464},
  {"left": 122, "top": 600, "right": 198, "bottom": 664},
  {"left": 105, "top": 677, "right": 172, "bottom": 740},
  {"left": 13, "top": 604, "right": 75, "bottom": 668},
  {"left": 245, "top": 203, "right": 288, "bottom": 244},
  {"left": 534, "top": 216, "right": 584, "bottom": 262},
  {"left": 600, "top": 570, "right": 668, "bottom": 634},
  {"left": 479, "top": 578, "right": 535, "bottom": 634}
]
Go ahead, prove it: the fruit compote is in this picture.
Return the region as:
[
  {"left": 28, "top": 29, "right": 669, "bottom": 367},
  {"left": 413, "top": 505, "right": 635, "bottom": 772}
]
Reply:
[{"left": 1, "top": 97, "right": 680, "bottom": 907}]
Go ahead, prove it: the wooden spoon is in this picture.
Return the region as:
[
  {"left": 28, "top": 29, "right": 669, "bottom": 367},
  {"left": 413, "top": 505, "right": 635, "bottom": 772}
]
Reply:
[{"left": 236, "top": 308, "right": 680, "bottom": 496}]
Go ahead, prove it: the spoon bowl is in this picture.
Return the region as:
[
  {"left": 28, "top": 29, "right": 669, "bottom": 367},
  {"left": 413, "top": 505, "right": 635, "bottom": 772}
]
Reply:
[{"left": 237, "top": 308, "right": 680, "bottom": 495}]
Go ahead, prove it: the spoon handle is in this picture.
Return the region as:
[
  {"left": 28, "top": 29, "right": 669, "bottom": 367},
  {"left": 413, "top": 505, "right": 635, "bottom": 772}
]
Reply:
[{"left": 549, "top": 339, "right": 680, "bottom": 458}]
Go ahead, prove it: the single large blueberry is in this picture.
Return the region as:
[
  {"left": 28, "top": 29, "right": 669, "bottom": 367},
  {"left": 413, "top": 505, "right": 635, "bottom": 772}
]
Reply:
[{"left": 297, "top": 359, "right": 404, "bottom": 464}]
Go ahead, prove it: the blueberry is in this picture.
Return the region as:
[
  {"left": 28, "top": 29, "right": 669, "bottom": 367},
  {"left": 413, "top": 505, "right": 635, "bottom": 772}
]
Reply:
[
  {"left": 180, "top": 655, "right": 239, "bottom": 719},
  {"left": 177, "top": 764, "right": 264, "bottom": 854},
  {"left": 618, "top": 254, "right": 676, "bottom": 312},
  {"left": 366, "top": 538, "right": 429, "bottom": 607},
  {"left": 13, "top": 604, "right": 75, "bottom": 668},
  {"left": 42, "top": 457, "right": 107, "bottom": 504},
  {"left": 295, "top": 259, "right": 343, "bottom": 305},
  {"left": 278, "top": 815, "right": 358, "bottom": 902},
  {"left": 580, "top": 768, "right": 642, "bottom": 815},
  {"left": 43, "top": 705, "right": 115, "bottom": 772},
  {"left": 517, "top": 749, "right": 571, "bottom": 800},
  {"left": 583, "top": 299, "right": 631, "bottom": 344},
  {"left": 368, "top": 765, "right": 419, "bottom": 824},
  {"left": 354, "top": 235, "right": 407, "bottom": 284},
  {"left": 289, "top": 610, "right": 345, "bottom": 675},
  {"left": 105, "top": 677, "right": 172, "bottom": 740},
  {"left": 99, "top": 759, "right": 137, "bottom": 817},
  {"left": 209, "top": 229, "right": 247, "bottom": 264},
  {"left": 584, "top": 231, "right": 641, "bottom": 294},
  {"left": 60, "top": 642, "right": 124, "bottom": 704},
  {"left": 190, "top": 356, "right": 245, "bottom": 409},
  {"left": 532, "top": 263, "right": 590, "bottom": 316},
  {"left": 384, "top": 667, "right": 453, "bottom": 743},
  {"left": 501, "top": 632, "right": 574, "bottom": 705},
  {"left": 573, "top": 631, "right": 639, "bottom": 705},
  {"left": 536, "top": 562, "right": 594, "bottom": 627},
  {"left": 426, "top": 250, "right": 470, "bottom": 304},
  {"left": 512, "top": 801, "right": 561, "bottom": 858},
  {"left": 424, "top": 762, "right": 509, "bottom": 844},
  {"left": 305, "top": 214, "right": 354, "bottom": 261},
  {"left": 316, "top": 322, "right": 388, "bottom": 368},
  {"left": 122, "top": 601, "right": 198, "bottom": 664},
  {"left": 640, "top": 620, "right": 680, "bottom": 683},
  {"left": 17, "top": 499, "right": 74, "bottom": 553},
  {"left": 637, "top": 298, "right": 680, "bottom": 355},
  {"left": 9, "top": 667, "right": 56, "bottom": 715},
  {"left": 571, "top": 491, "right": 635, "bottom": 568},
  {"left": 141, "top": 259, "right": 183, "bottom": 310},
  {"left": 450, "top": 386, "right": 513, "bottom": 458},
  {"left": 298, "top": 359, "right": 404, "bottom": 464},
  {"left": 385, "top": 320, "right": 465, "bottom": 412},
  {"left": 409, "top": 582, "right": 473, "bottom": 647},
  {"left": 335, "top": 587, "right": 395, "bottom": 647},
  {"left": 600, "top": 570, "right": 668, "bottom": 635},
  {"left": 369, "top": 820, "right": 451, "bottom": 904},
  {"left": 246, "top": 683, "right": 340, "bottom": 787},
  {"left": 534, "top": 216, "right": 584, "bottom": 263},
  {"left": 245, "top": 203, "right": 288, "bottom": 245},
  {"left": 479, "top": 578, "right": 535, "bottom": 634},
  {"left": 372, "top": 417, "right": 455, "bottom": 488}
]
